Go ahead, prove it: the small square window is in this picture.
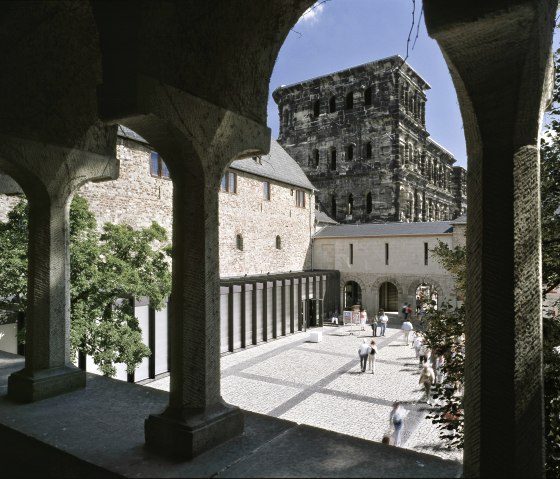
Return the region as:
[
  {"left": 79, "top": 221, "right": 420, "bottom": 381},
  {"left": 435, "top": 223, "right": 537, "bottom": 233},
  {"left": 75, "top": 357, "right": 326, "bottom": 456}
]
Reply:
[{"left": 295, "top": 190, "right": 306, "bottom": 208}]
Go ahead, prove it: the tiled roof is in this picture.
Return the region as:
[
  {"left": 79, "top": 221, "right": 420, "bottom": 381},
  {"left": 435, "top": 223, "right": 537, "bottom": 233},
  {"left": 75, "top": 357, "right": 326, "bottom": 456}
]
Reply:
[
  {"left": 117, "top": 127, "right": 315, "bottom": 192},
  {"left": 313, "top": 221, "right": 454, "bottom": 239},
  {"left": 315, "top": 210, "right": 338, "bottom": 225},
  {"left": 230, "top": 139, "right": 316, "bottom": 191}
]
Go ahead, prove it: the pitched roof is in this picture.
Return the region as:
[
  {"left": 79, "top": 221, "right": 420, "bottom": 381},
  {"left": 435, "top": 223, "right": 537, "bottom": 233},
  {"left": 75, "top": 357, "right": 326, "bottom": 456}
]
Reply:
[
  {"left": 230, "top": 139, "right": 316, "bottom": 191},
  {"left": 313, "top": 221, "right": 454, "bottom": 239},
  {"left": 315, "top": 210, "right": 338, "bottom": 225}
]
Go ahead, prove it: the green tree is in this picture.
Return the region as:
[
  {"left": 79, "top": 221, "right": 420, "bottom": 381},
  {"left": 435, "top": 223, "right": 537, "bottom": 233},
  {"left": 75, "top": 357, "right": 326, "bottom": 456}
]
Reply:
[
  {"left": 418, "top": 240, "right": 466, "bottom": 449},
  {"left": 540, "top": 37, "right": 560, "bottom": 478},
  {"left": 0, "top": 194, "right": 171, "bottom": 377}
]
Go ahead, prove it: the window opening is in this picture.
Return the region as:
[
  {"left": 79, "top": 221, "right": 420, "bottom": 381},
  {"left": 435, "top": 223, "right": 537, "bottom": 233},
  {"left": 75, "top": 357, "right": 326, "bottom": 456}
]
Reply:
[
  {"left": 330, "top": 148, "right": 337, "bottom": 170},
  {"left": 329, "top": 96, "right": 336, "bottom": 113},
  {"left": 424, "top": 242, "right": 429, "bottom": 265},
  {"left": 366, "top": 192, "right": 372, "bottom": 214},
  {"left": 364, "top": 87, "right": 372, "bottom": 107},
  {"left": 345, "top": 92, "right": 353, "bottom": 110},
  {"left": 313, "top": 148, "right": 319, "bottom": 168},
  {"left": 346, "top": 144, "right": 354, "bottom": 161},
  {"left": 313, "top": 100, "right": 320, "bottom": 118},
  {"left": 385, "top": 243, "right": 389, "bottom": 265},
  {"left": 236, "top": 234, "right": 243, "bottom": 251},
  {"left": 263, "top": 181, "right": 270, "bottom": 200},
  {"left": 348, "top": 194, "right": 353, "bottom": 214},
  {"left": 276, "top": 235, "right": 281, "bottom": 249},
  {"left": 331, "top": 196, "right": 337, "bottom": 218},
  {"left": 366, "top": 142, "right": 372, "bottom": 159},
  {"left": 349, "top": 243, "right": 354, "bottom": 264},
  {"left": 220, "top": 171, "right": 237, "bottom": 193},
  {"left": 150, "top": 151, "right": 170, "bottom": 179},
  {"left": 295, "top": 189, "right": 306, "bottom": 208}
]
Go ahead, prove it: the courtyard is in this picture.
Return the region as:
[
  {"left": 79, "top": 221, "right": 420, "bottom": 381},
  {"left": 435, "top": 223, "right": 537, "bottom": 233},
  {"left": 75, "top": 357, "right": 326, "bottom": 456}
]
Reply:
[{"left": 147, "top": 316, "right": 463, "bottom": 464}]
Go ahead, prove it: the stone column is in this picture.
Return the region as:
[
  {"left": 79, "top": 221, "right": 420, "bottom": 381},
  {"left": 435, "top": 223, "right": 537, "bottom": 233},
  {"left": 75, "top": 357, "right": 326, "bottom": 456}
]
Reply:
[
  {"left": 119, "top": 77, "right": 270, "bottom": 459},
  {"left": 0, "top": 135, "right": 118, "bottom": 402},
  {"left": 424, "top": 1, "right": 555, "bottom": 477}
]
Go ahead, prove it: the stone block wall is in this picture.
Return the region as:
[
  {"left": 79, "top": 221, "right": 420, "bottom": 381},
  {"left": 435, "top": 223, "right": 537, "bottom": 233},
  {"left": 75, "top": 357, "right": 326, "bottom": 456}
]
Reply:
[{"left": 219, "top": 169, "right": 314, "bottom": 277}]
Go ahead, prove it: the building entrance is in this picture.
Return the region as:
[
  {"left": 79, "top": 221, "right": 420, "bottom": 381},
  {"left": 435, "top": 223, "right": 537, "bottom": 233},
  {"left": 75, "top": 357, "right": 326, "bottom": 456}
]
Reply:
[{"left": 379, "top": 282, "right": 398, "bottom": 312}]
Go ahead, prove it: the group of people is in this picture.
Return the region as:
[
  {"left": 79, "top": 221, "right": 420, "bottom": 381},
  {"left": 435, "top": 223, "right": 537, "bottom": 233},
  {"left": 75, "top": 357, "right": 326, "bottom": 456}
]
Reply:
[{"left": 354, "top": 310, "right": 443, "bottom": 447}]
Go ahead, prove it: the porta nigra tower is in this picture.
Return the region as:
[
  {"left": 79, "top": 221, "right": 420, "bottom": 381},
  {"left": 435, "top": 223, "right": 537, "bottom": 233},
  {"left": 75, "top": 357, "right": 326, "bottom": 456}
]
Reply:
[{"left": 273, "top": 55, "right": 467, "bottom": 224}]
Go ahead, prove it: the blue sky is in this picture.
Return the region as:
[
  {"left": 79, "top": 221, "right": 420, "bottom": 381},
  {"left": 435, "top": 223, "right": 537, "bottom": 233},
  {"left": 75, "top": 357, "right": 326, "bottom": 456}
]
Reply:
[{"left": 267, "top": 0, "right": 468, "bottom": 168}]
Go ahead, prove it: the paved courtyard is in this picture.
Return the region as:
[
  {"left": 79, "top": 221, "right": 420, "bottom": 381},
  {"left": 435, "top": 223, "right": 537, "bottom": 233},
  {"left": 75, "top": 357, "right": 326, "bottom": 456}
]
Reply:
[{"left": 147, "top": 319, "right": 463, "bottom": 464}]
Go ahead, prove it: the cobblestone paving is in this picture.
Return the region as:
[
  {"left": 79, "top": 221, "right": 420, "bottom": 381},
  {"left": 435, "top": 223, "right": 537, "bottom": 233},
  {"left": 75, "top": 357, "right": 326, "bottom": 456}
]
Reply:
[{"left": 147, "top": 322, "right": 463, "bottom": 464}]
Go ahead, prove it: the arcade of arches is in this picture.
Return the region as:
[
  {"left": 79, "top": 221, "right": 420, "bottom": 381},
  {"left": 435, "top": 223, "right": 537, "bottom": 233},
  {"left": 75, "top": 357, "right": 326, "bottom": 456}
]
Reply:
[{"left": 0, "top": 2, "right": 554, "bottom": 478}]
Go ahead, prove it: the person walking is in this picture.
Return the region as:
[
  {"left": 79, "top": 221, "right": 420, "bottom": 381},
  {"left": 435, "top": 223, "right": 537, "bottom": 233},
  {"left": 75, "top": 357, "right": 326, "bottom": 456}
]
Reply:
[
  {"left": 371, "top": 314, "right": 378, "bottom": 337},
  {"left": 419, "top": 364, "right": 436, "bottom": 404},
  {"left": 368, "top": 340, "right": 378, "bottom": 373},
  {"left": 378, "top": 309, "right": 389, "bottom": 336},
  {"left": 412, "top": 333, "right": 423, "bottom": 359},
  {"left": 401, "top": 319, "right": 413, "bottom": 345},
  {"left": 359, "top": 308, "right": 367, "bottom": 331},
  {"left": 358, "top": 339, "right": 370, "bottom": 373},
  {"left": 418, "top": 343, "right": 430, "bottom": 367},
  {"left": 389, "top": 402, "right": 406, "bottom": 447}
]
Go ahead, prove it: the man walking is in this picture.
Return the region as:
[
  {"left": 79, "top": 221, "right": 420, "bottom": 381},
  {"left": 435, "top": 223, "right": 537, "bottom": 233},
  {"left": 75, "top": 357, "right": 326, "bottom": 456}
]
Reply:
[
  {"left": 358, "top": 339, "right": 371, "bottom": 372},
  {"left": 401, "top": 319, "right": 413, "bottom": 345},
  {"left": 378, "top": 309, "right": 389, "bottom": 336}
]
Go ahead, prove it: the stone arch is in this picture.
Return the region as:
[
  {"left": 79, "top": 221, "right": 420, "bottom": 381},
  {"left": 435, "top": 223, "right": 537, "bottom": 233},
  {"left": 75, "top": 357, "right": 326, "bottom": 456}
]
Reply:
[{"left": 405, "top": 277, "right": 448, "bottom": 310}]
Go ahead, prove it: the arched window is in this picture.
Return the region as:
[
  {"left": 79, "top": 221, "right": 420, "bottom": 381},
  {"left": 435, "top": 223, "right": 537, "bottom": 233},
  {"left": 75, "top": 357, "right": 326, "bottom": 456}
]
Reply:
[
  {"left": 348, "top": 194, "right": 353, "bottom": 214},
  {"left": 364, "top": 87, "right": 372, "bottom": 107},
  {"left": 276, "top": 235, "right": 281, "bottom": 249},
  {"left": 329, "top": 96, "right": 336, "bottom": 113},
  {"left": 236, "top": 234, "right": 243, "bottom": 251},
  {"left": 366, "top": 192, "right": 372, "bottom": 214},
  {"left": 366, "top": 141, "right": 373, "bottom": 158},
  {"left": 345, "top": 91, "right": 353, "bottom": 110},
  {"left": 313, "top": 148, "right": 319, "bottom": 168},
  {"left": 330, "top": 148, "right": 337, "bottom": 170},
  {"left": 313, "top": 100, "right": 320, "bottom": 118},
  {"left": 331, "top": 196, "right": 337, "bottom": 218},
  {"left": 346, "top": 144, "right": 354, "bottom": 161}
]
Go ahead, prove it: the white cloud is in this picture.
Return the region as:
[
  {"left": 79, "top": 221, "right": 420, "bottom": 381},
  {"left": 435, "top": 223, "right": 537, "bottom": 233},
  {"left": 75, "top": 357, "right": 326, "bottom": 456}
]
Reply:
[{"left": 298, "top": 2, "right": 325, "bottom": 25}]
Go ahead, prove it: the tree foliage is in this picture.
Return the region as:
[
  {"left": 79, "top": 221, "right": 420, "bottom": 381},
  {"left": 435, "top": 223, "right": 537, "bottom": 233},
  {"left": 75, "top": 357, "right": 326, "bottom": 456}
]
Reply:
[
  {"left": 0, "top": 194, "right": 172, "bottom": 377},
  {"left": 540, "top": 38, "right": 560, "bottom": 479},
  {"left": 418, "top": 240, "right": 466, "bottom": 449}
]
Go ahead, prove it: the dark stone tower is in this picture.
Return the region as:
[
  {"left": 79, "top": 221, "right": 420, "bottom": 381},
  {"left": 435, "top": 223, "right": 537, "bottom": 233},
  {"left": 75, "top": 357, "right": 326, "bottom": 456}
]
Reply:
[{"left": 272, "top": 55, "right": 467, "bottom": 223}]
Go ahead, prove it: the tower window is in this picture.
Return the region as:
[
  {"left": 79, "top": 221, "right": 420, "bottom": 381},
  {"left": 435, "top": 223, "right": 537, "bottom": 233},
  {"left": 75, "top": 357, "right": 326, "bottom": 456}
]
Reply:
[
  {"left": 276, "top": 235, "right": 282, "bottom": 250},
  {"left": 348, "top": 194, "right": 353, "bottom": 214},
  {"left": 236, "top": 234, "right": 244, "bottom": 251},
  {"left": 366, "top": 142, "right": 373, "bottom": 159},
  {"left": 385, "top": 243, "right": 389, "bottom": 265},
  {"left": 329, "top": 96, "right": 336, "bottom": 113},
  {"left": 263, "top": 181, "right": 271, "bottom": 200},
  {"left": 313, "top": 100, "right": 320, "bottom": 118},
  {"left": 313, "top": 148, "right": 319, "bottom": 168},
  {"left": 349, "top": 243, "right": 354, "bottom": 265},
  {"left": 424, "top": 242, "right": 429, "bottom": 265},
  {"left": 330, "top": 148, "right": 337, "bottom": 170},
  {"left": 331, "top": 196, "right": 337, "bottom": 217},
  {"left": 364, "top": 87, "right": 372, "bottom": 107},
  {"left": 366, "top": 192, "right": 372, "bottom": 214},
  {"left": 345, "top": 92, "right": 354, "bottom": 110},
  {"left": 346, "top": 144, "right": 354, "bottom": 161},
  {"left": 150, "top": 151, "right": 170, "bottom": 179}
]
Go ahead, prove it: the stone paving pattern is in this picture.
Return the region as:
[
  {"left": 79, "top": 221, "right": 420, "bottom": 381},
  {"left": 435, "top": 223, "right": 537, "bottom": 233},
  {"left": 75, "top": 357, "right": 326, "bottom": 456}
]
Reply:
[{"left": 147, "top": 321, "right": 463, "bottom": 464}]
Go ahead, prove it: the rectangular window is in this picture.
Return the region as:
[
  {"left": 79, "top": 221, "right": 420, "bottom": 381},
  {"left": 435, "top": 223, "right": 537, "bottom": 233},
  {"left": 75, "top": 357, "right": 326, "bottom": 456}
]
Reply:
[
  {"left": 424, "top": 242, "right": 429, "bottom": 265},
  {"left": 263, "top": 181, "right": 270, "bottom": 200},
  {"left": 150, "top": 151, "right": 170, "bottom": 179},
  {"left": 349, "top": 243, "right": 353, "bottom": 265},
  {"left": 220, "top": 171, "right": 237, "bottom": 193},
  {"left": 385, "top": 243, "right": 389, "bottom": 265},
  {"left": 295, "top": 189, "right": 306, "bottom": 208}
]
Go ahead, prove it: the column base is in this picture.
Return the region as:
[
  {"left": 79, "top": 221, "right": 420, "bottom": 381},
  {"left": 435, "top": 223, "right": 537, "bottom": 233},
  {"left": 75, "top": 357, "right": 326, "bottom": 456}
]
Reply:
[
  {"left": 7, "top": 365, "right": 86, "bottom": 403},
  {"left": 145, "top": 401, "right": 244, "bottom": 460}
]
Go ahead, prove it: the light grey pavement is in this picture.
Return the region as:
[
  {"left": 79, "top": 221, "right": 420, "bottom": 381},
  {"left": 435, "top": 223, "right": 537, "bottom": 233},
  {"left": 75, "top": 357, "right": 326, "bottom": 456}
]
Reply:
[{"left": 147, "top": 319, "right": 463, "bottom": 464}]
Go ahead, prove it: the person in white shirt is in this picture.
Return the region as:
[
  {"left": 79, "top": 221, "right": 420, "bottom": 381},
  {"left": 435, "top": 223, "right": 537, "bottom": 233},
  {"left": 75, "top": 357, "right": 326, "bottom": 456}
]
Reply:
[
  {"left": 401, "top": 320, "right": 413, "bottom": 345},
  {"left": 389, "top": 402, "right": 406, "bottom": 447},
  {"left": 412, "top": 333, "right": 423, "bottom": 359},
  {"left": 378, "top": 309, "right": 389, "bottom": 336},
  {"left": 357, "top": 339, "right": 371, "bottom": 372}
]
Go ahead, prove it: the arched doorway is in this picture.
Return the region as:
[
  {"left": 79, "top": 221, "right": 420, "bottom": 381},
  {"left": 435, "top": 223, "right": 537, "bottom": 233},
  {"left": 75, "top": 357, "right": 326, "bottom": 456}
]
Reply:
[
  {"left": 379, "top": 282, "right": 398, "bottom": 311},
  {"left": 415, "top": 283, "right": 438, "bottom": 312},
  {"left": 344, "top": 281, "right": 361, "bottom": 309}
]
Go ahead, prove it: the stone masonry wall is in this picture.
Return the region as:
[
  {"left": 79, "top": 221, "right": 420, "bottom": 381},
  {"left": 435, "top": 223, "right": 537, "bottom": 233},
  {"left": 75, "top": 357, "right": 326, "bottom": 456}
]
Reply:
[{"left": 219, "top": 169, "right": 314, "bottom": 277}]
